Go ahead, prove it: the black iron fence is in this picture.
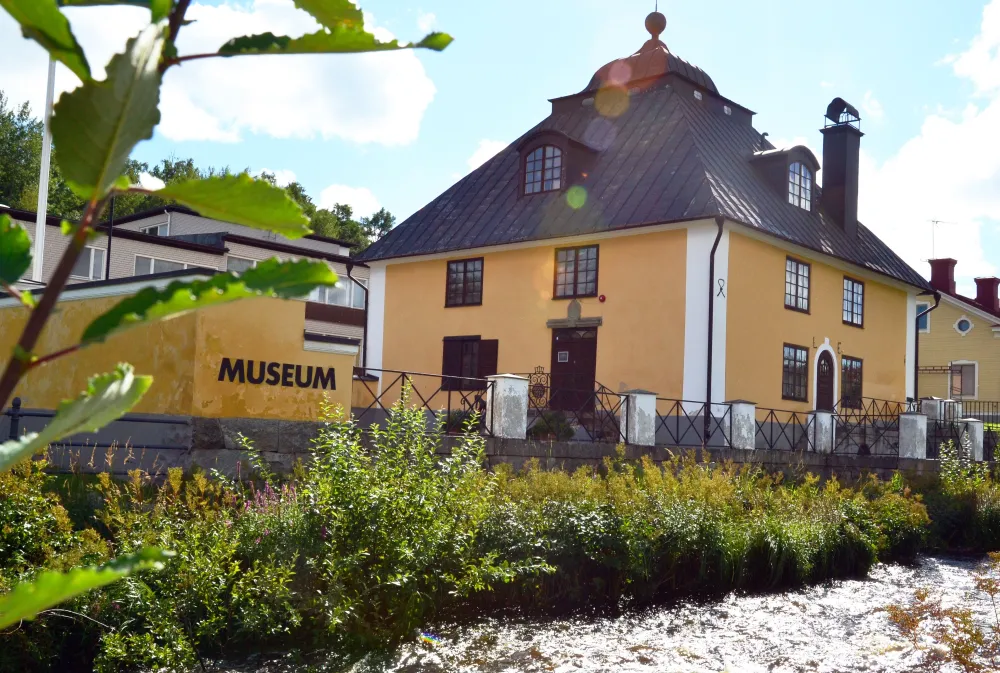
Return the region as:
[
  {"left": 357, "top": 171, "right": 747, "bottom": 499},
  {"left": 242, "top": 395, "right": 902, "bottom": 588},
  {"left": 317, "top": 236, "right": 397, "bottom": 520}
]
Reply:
[
  {"left": 3, "top": 396, "right": 191, "bottom": 474},
  {"left": 655, "top": 399, "right": 732, "bottom": 448},
  {"left": 947, "top": 400, "right": 1000, "bottom": 423},
  {"left": 939, "top": 401, "right": 998, "bottom": 461},
  {"left": 927, "top": 419, "right": 970, "bottom": 460},
  {"left": 833, "top": 407, "right": 901, "bottom": 457},
  {"left": 524, "top": 379, "right": 626, "bottom": 443},
  {"left": 835, "top": 397, "right": 917, "bottom": 416},
  {"left": 351, "top": 368, "right": 495, "bottom": 436},
  {"left": 754, "top": 407, "right": 813, "bottom": 451}
]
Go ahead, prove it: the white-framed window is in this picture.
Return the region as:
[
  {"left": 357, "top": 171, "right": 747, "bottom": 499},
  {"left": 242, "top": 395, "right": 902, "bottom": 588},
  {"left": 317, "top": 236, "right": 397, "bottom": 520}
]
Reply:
[
  {"left": 916, "top": 302, "right": 931, "bottom": 333},
  {"left": 950, "top": 360, "right": 978, "bottom": 399},
  {"left": 351, "top": 278, "right": 367, "bottom": 309},
  {"left": 70, "top": 246, "right": 106, "bottom": 280},
  {"left": 308, "top": 278, "right": 367, "bottom": 309},
  {"left": 133, "top": 255, "right": 189, "bottom": 276},
  {"left": 140, "top": 223, "right": 169, "bottom": 237},
  {"left": 788, "top": 162, "right": 812, "bottom": 211},
  {"left": 226, "top": 256, "right": 257, "bottom": 273},
  {"left": 954, "top": 315, "right": 974, "bottom": 337}
]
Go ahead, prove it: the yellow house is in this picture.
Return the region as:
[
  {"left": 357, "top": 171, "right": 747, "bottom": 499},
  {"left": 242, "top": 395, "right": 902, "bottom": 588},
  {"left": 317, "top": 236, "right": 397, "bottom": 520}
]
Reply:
[
  {"left": 917, "top": 258, "right": 1000, "bottom": 406},
  {"left": 359, "top": 12, "right": 931, "bottom": 415}
]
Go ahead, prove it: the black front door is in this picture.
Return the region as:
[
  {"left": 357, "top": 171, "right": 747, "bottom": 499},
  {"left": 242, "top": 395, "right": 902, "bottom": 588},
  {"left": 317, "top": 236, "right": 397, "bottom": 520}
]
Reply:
[
  {"left": 550, "top": 328, "right": 598, "bottom": 412},
  {"left": 817, "top": 351, "right": 835, "bottom": 411}
]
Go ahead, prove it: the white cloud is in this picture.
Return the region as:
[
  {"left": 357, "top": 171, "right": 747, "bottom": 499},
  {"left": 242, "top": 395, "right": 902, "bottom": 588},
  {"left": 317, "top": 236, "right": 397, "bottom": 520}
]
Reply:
[
  {"left": 417, "top": 12, "right": 436, "bottom": 33},
  {"left": 861, "top": 90, "right": 884, "bottom": 122},
  {"left": 319, "top": 184, "right": 381, "bottom": 217},
  {"left": 859, "top": 1, "right": 1000, "bottom": 295},
  {"left": 951, "top": 0, "right": 1000, "bottom": 94},
  {"left": 0, "top": 0, "right": 438, "bottom": 145},
  {"left": 256, "top": 168, "right": 297, "bottom": 186},
  {"left": 466, "top": 139, "right": 507, "bottom": 171},
  {"left": 137, "top": 172, "right": 165, "bottom": 191}
]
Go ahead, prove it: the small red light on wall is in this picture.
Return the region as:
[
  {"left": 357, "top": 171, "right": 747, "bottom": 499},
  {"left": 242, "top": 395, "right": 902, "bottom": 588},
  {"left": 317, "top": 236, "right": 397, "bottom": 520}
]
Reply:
[{"left": 598, "top": 294, "right": 606, "bottom": 303}]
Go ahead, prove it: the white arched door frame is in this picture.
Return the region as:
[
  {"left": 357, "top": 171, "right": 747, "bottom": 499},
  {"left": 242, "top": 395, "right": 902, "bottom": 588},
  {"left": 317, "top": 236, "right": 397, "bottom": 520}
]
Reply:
[{"left": 812, "top": 338, "right": 838, "bottom": 410}]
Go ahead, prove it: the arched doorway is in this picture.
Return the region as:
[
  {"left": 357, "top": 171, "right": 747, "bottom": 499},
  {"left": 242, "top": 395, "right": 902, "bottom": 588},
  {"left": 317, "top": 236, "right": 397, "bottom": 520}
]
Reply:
[{"left": 817, "top": 351, "right": 836, "bottom": 411}]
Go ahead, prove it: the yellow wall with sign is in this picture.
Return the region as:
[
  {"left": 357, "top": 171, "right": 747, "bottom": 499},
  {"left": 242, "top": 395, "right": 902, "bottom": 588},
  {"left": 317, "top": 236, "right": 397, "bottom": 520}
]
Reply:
[
  {"left": 916, "top": 298, "right": 1000, "bottom": 401},
  {"left": 0, "top": 295, "right": 353, "bottom": 420},
  {"left": 191, "top": 298, "right": 353, "bottom": 419},
  {"left": 725, "top": 232, "right": 909, "bottom": 411},
  {"left": 380, "top": 226, "right": 691, "bottom": 404}
]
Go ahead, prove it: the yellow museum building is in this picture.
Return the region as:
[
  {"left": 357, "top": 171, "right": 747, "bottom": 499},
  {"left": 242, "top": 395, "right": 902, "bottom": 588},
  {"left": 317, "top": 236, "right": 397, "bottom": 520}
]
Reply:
[{"left": 360, "top": 12, "right": 932, "bottom": 414}]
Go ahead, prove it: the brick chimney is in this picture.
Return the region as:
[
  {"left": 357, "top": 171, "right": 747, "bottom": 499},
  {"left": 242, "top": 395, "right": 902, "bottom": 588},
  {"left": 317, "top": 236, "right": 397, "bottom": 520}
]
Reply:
[
  {"left": 821, "top": 98, "right": 863, "bottom": 238},
  {"left": 975, "top": 277, "right": 1000, "bottom": 313},
  {"left": 928, "top": 258, "right": 957, "bottom": 294}
]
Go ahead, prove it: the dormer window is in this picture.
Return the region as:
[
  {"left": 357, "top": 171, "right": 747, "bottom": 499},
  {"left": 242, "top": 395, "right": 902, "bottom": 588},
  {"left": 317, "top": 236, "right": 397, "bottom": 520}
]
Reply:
[
  {"left": 525, "top": 145, "right": 562, "bottom": 194},
  {"left": 788, "top": 162, "right": 812, "bottom": 211}
]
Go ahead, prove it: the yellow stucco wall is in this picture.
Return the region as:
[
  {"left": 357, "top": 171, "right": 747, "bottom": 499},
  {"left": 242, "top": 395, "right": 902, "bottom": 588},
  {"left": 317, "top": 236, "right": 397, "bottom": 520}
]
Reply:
[
  {"left": 0, "top": 295, "right": 354, "bottom": 419},
  {"left": 381, "top": 228, "right": 689, "bottom": 401},
  {"left": 0, "top": 296, "right": 198, "bottom": 414},
  {"left": 725, "top": 232, "right": 909, "bottom": 411},
  {"left": 916, "top": 298, "right": 1000, "bottom": 400}
]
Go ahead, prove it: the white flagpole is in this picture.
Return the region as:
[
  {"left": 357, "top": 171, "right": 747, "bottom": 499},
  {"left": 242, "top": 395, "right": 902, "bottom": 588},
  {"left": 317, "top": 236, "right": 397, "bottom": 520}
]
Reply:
[{"left": 32, "top": 57, "right": 56, "bottom": 283}]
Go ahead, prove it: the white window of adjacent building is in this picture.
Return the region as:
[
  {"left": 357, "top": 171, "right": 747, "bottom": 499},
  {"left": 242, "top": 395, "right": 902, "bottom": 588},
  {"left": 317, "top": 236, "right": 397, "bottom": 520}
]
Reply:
[
  {"left": 309, "top": 278, "right": 367, "bottom": 309},
  {"left": 916, "top": 302, "right": 931, "bottom": 333},
  {"left": 950, "top": 361, "right": 978, "bottom": 399},
  {"left": 134, "top": 255, "right": 188, "bottom": 276},
  {"left": 140, "top": 223, "right": 169, "bottom": 237},
  {"left": 351, "top": 278, "right": 367, "bottom": 309},
  {"left": 226, "top": 256, "right": 256, "bottom": 273},
  {"left": 70, "top": 246, "right": 106, "bottom": 280}
]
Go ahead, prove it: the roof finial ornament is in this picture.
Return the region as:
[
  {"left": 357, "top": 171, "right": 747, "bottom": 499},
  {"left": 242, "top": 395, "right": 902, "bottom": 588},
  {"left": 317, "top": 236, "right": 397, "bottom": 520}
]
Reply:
[{"left": 645, "top": 7, "right": 667, "bottom": 40}]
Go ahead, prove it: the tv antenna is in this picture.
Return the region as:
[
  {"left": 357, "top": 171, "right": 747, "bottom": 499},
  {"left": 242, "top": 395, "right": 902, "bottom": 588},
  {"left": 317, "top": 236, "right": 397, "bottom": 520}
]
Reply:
[{"left": 929, "top": 219, "right": 955, "bottom": 259}]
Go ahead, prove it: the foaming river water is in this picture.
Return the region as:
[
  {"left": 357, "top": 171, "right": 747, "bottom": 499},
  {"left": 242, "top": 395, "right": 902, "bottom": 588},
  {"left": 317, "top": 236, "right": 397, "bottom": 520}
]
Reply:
[
  {"left": 357, "top": 556, "right": 990, "bottom": 673},
  {"left": 221, "top": 556, "right": 991, "bottom": 673}
]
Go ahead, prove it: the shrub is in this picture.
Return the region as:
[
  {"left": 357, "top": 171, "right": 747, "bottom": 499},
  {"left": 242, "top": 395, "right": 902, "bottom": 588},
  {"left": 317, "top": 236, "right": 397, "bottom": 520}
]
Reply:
[
  {"left": 527, "top": 411, "right": 576, "bottom": 441},
  {"left": 918, "top": 435, "right": 1000, "bottom": 552}
]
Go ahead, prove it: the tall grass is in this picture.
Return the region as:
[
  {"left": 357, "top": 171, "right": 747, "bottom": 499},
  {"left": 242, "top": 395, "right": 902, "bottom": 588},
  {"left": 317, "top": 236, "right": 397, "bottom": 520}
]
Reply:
[{"left": 0, "top": 401, "right": 948, "bottom": 672}]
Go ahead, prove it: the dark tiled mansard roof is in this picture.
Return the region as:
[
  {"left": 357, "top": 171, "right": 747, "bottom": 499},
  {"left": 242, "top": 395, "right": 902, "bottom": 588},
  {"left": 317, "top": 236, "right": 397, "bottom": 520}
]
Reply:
[{"left": 362, "top": 15, "right": 929, "bottom": 291}]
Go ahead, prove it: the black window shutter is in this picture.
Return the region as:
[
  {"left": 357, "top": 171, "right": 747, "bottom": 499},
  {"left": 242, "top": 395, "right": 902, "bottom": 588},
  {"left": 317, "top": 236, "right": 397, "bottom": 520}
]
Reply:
[
  {"left": 442, "top": 339, "right": 463, "bottom": 390},
  {"left": 477, "top": 339, "right": 499, "bottom": 385}
]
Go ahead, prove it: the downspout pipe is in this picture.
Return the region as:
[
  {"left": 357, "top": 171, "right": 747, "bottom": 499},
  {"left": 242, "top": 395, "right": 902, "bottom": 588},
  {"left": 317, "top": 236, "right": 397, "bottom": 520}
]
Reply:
[
  {"left": 346, "top": 263, "right": 369, "bottom": 372},
  {"left": 913, "top": 291, "right": 940, "bottom": 402},
  {"left": 705, "top": 216, "right": 725, "bottom": 444}
]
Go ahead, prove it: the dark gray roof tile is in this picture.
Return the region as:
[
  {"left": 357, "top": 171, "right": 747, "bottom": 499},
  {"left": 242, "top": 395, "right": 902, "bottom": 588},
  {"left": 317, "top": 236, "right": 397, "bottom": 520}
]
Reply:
[{"left": 362, "top": 82, "right": 929, "bottom": 291}]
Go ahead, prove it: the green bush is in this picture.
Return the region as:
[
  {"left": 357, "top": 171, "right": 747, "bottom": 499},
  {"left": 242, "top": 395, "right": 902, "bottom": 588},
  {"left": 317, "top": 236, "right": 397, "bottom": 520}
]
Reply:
[
  {"left": 527, "top": 410, "right": 576, "bottom": 441},
  {"left": 0, "top": 407, "right": 970, "bottom": 671},
  {"left": 919, "top": 435, "right": 1000, "bottom": 552}
]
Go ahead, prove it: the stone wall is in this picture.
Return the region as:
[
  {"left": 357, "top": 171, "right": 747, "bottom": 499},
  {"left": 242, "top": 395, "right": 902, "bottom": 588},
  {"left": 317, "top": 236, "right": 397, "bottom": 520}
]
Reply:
[{"left": 20, "top": 411, "right": 942, "bottom": 482}]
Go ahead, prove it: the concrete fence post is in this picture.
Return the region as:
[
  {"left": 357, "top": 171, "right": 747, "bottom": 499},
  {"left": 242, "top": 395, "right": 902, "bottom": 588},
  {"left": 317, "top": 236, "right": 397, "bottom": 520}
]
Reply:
[
  {"left": 809, "top": 410, "right": 834, "bottom": 454},
  {"left": 727, "top": 400, "right": 756, "bottom": 451},
  {"left": 620, "top": 390, "right": 657, "bottom": 446},
  {"left": 898, "top": 412, "right": 928, "bottom": 460},
  {"left": 945, "top": 400, "right": 964, "bottom": 421},
  {"left": 921, "top": 397, "right": 943, "bottom": 421},
  {"left": 960, "top": 417, "right": 985, "bottom": 462},
  {"left": 485, "top": 374, "right": 528, "bottom": 440}
]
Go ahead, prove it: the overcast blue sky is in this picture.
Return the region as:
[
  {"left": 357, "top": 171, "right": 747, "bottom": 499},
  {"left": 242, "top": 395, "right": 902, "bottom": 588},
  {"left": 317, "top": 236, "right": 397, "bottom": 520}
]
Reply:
[{"left": 2, "top": 0, "right": 998, "bottom": 289}]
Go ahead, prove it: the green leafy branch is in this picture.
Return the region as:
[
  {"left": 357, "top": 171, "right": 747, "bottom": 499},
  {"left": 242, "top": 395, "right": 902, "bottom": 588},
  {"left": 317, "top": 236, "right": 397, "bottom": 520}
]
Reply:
[{"left": 0, "top": 0, "right": 451, "bottom": 629}]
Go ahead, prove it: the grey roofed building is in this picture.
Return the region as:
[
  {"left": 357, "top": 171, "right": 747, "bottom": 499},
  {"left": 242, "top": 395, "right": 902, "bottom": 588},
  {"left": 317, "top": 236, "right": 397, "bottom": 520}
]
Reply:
[{"left": 360, "top": 15, "right": 929, "bottom": 292}]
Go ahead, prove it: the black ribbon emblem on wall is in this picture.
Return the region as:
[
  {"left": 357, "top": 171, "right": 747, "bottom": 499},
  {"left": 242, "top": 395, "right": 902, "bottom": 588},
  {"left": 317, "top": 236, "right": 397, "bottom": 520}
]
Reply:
[{"left": 717, "top": 278, "right": 726, "bottom": 298}]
